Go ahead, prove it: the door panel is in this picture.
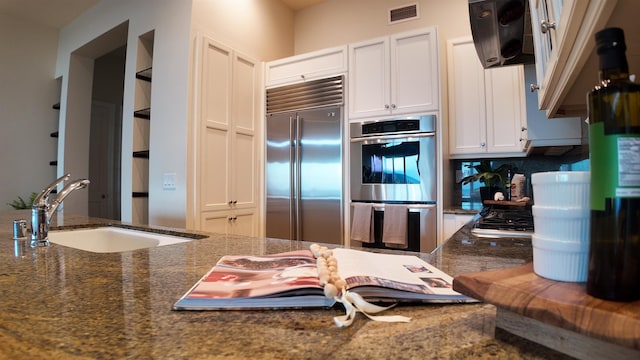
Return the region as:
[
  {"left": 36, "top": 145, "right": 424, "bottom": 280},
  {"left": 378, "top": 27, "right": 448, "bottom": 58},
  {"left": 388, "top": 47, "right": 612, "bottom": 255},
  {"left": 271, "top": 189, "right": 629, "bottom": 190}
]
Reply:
[
  {"left": 298, "top": 108, "right": 342, "bottom": 244},
  {"left": 266, "top": 113, "right": 294, "bottom": 240}
]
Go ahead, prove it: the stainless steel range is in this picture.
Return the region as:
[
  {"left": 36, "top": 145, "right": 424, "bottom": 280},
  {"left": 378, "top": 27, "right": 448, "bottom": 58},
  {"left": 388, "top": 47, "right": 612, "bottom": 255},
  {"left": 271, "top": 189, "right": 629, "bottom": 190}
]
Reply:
[{"left": 471, "top": 205, "right": 534, "bottom": 238}]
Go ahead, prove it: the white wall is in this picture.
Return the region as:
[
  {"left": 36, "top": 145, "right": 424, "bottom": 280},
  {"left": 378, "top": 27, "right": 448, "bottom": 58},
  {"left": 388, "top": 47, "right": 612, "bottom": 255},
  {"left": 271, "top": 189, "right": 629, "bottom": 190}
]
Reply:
[
  {"left": 0, "top": 14, "right": 59, "bottom": 210},
  {"left": 55, "top": 0, "right": 294, "bottom": 228},
  {"left": 56, "top": 0, "right": 193, "bottom": 227},
  {"left": 293, "top": 0, "right": 472, "bottom": 208}
]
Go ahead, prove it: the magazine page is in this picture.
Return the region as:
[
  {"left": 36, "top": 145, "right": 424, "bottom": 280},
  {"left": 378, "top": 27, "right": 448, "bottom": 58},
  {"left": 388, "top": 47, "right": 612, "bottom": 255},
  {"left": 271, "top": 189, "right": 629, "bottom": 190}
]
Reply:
[
  {"left": 174, "top": 250, "right": 333, "bottom": 309},
  {"left": 333, "top": 248, "right": 462, "bottom": 298}
]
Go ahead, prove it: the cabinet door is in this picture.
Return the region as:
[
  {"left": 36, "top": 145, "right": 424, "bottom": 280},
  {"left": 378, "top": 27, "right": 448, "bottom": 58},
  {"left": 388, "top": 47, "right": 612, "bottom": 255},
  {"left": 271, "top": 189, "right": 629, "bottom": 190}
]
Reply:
[
  {"left": 197, "top": 36, "right": 260, "bottom": 234},
  {"left": 231, "top": 51, "right": 259, "bottom": 210},
  {"left": 528, "top": 0, "right": 591, "bottom": 114},
  {"left": 348, "top": 36, "right": 390, "bottom": 119},
  {"left": 231, "top": 210, "right": 257, "bottom": 237},
  {"left": 391, "top": 28, "right": 439, "bottom": 114},
  {"left": 200, "top": 210, "right": 257, "bottom": 237},
  {"left": 265, "top": 46, "right": 347, "bottom": 87},
  {"left": 523, "top": 65, "right": 582, "bottom": 146},
  {"left": 528, "top": 0, "right": 553, "bottom": 97},
  {"left": 485, "top": 65, "right": 527, "bottom": 153},
  {"left": 447, "top": 38, "right": 487, "bottom": 155},
  {"left": 201, "top": 211, "right": 231, "bottom": 235},
  {"left": 201, "top": 38, "right": 232, "bottom": 211},
  {"left": 448, "top": 38, "right": 527, "bottom": 157}
]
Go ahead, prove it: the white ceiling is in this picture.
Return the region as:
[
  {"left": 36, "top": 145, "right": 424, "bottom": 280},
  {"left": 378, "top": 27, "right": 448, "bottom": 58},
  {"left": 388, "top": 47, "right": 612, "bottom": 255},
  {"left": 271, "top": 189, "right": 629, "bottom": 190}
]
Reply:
[{"left": 0, "top": 0, "right": 326, "bottom": 29}]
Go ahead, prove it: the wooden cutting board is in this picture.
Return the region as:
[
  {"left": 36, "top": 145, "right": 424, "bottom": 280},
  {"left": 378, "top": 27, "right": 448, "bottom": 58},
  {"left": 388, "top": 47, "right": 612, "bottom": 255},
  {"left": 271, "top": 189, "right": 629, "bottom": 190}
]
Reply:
[{"left": 453, "top": 263, "right": 640, "bottom": 351}]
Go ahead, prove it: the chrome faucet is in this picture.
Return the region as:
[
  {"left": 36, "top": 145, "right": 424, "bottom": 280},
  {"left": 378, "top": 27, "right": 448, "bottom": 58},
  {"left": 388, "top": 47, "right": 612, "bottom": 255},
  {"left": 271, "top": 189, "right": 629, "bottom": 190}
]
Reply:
[{"left": 30, "top": 173, "right": 90, "bottom": 248}]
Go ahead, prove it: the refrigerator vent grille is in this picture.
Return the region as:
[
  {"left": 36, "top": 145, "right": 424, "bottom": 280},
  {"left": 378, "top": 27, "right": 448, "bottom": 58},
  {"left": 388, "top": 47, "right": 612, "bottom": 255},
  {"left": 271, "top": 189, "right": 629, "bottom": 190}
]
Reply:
[{"left": 266, "top": 75, "right": 343, "bottom": 114}]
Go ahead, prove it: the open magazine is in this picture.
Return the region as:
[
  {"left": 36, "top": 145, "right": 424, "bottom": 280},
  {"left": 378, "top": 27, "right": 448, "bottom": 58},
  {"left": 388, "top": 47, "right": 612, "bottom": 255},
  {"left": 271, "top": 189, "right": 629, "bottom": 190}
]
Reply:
[{"left": 173, "top": 248, "right": 474, "bottom": 310}]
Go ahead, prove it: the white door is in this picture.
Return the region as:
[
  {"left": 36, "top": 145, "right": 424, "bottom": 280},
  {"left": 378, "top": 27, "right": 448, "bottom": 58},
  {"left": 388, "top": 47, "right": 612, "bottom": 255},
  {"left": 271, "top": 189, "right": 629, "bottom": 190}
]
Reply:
[
  {"left": 231, "top": 51, "right": 259, "bottom": 210},
  {"left": 447, "top": 38, "right": 487, "bottom": 154},
  {"left": 201, "top": 38, "right": 232, "bottom": 212},
  {"left": 391, "top": 28, "right": 439, "bottom": 114},
  {"left": 348, "top": 36, "right": 390, "bottom": 119},
  {"left": 485, "top": 66, "right": 527, "bottom": 153},
  {"left": 89, "top": 101, "right": 119, "bottom": 219}
]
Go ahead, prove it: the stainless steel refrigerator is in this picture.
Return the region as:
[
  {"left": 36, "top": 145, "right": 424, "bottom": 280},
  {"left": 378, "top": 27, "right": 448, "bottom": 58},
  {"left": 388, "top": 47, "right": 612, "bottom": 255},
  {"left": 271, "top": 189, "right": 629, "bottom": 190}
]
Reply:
[{"left": 266, "top": 106, "right": 343, "bottom": 244}]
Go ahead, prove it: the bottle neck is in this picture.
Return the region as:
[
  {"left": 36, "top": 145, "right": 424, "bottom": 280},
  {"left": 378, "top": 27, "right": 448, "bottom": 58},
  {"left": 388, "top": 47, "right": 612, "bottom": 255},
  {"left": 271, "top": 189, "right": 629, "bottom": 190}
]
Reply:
[{"left": 598, "top": 50, "right": 630, "bottom": 83}]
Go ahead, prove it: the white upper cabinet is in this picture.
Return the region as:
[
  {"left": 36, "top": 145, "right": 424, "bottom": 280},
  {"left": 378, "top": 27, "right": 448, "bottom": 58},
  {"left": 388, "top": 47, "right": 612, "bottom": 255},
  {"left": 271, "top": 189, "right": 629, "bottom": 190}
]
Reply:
[
  {"left": 265, "top": 46, "right": 347, "bottom": 88},
  {"left": 528, "top": 0, "right": 621, "bottom": 117},
  {"left": 448, "top": 38, "right": 527, "bottom": 158},
  {"left": 523, "top": 65, "right": 582, "bottom": 147},
  {"left": 349, "top": 27, "right": 439, "bottom": 119}
]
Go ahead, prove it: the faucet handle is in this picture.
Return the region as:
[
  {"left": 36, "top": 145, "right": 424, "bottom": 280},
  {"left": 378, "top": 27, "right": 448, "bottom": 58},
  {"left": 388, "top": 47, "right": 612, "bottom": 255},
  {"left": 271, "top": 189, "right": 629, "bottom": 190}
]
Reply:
[{"left": 33, "top": 173, "right": 71, "bottom": 207}]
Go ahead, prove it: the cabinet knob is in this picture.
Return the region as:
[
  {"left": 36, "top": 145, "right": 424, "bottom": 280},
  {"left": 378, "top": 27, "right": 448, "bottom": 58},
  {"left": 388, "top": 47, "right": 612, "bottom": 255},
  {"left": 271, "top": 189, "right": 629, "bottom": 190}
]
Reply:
[
  {"left": 391, "top": 104, "right": 396, "bottom": 109},
  {"left": 540, "top": 20, "right": 556, "bottom": 34},
  {"left": 530, "top": 83, "right": 539, "bottom": 92},
  {"left": 228, "top": 200, "right": 238, "bottom": 205},
  {"left": 480, "top": 142, "right": 486, "bottom": 147},
  {"left": 228, "top": 216, "right": 237, "bottom": 221},
  {"left": 521, "top": 127, "right": 527, "bottom": 132},
  {"left": 384, "top": 104, "right": 390, "bottom": 109}
]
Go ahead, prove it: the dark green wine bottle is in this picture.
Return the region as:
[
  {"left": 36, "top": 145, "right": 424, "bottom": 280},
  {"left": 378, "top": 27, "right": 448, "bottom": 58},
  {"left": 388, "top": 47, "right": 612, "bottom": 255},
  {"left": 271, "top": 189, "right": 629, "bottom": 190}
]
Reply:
[{"left": 587, "top": 27, "right": 640, "bottom": 301}]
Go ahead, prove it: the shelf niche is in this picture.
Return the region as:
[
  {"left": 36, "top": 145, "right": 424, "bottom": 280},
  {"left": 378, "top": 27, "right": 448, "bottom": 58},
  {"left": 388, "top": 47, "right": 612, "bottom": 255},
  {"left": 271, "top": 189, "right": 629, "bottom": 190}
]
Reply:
[{"left": 132, "top": 30, "right": 154, "bottom": 224}]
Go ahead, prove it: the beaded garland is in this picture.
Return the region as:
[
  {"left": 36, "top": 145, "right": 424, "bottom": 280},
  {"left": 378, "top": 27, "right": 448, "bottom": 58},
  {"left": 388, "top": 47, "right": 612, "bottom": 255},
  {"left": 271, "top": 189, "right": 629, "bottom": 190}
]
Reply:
[{"left": 309, "top": 244, "right": 411, "bottom": 327}]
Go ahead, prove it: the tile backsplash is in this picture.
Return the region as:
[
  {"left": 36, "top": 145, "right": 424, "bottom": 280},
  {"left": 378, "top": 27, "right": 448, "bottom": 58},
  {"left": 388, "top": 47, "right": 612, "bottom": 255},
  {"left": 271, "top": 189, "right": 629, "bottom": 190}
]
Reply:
[{"left": 450, "top": 145, "right": 590, "bottom": 210}]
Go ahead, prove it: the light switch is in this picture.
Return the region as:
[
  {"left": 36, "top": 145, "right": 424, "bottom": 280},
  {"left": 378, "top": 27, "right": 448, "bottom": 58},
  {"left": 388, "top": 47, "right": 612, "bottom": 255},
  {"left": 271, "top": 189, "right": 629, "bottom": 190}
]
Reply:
[{"left": 163, "top": 173, "right": 176, "bottom": 190}]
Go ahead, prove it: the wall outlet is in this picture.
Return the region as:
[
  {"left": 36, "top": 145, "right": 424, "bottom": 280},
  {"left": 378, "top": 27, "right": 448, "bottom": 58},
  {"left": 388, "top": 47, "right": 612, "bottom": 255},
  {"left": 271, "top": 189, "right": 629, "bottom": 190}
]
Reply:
[{"left": 163, "top": 173, "right": 176, "bottom": 190}]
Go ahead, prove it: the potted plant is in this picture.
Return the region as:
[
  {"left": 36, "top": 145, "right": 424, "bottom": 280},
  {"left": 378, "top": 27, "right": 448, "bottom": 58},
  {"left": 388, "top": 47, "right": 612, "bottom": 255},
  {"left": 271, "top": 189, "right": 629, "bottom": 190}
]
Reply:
[
  {"left": 7, "top": 192, "right": 38, "bottom": 210},
  {"left": 459, "top": 161, "right": 511, "bottom": 201}
]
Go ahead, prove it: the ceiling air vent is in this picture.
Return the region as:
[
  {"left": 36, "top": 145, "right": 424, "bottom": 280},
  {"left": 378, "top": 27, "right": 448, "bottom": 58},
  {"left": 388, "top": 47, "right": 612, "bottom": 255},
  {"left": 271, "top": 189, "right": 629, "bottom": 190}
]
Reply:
[{"left": 389, "top": 3, "right": 419, "bottom": 24}]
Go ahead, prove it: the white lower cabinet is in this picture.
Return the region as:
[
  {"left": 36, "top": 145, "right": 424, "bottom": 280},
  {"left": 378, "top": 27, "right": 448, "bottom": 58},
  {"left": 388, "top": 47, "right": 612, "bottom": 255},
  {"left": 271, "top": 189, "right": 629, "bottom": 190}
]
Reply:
[
  {"left": 443, "top": 214, "right": 474, "bottom": 240},
  {"left": 201, "top": 209, "right": 257, "bottom": 237}
]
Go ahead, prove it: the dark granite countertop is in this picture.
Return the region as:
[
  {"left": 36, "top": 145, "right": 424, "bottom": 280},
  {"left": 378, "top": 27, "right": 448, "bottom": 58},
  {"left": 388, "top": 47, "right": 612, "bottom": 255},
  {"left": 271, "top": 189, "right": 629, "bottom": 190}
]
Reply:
[{"left": 0, "top": 210, "right": 570, "bottom": 359}]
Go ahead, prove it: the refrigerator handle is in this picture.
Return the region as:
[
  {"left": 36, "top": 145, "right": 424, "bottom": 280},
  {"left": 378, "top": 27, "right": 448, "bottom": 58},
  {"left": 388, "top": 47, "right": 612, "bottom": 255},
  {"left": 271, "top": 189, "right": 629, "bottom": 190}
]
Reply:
[
  {"left": 294, "top": 114, "right": 303, "bottom": 241},
  {"left": 289, "top": 115, "right": 296, "bottom": 241}
]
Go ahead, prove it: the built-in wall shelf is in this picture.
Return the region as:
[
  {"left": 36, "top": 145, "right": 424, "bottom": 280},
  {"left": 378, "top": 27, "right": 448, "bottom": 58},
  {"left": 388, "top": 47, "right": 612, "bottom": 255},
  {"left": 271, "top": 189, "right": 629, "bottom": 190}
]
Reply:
[
  {"left": 133, "top": 108, "right": 151, "bottom": 119},
  {"left": 132, "top": 30, "right": 154, "bottom": 225},
  {"left": 50, "top": 80, "right": 60, "bottom": 174},
  {"left": 135, "top": 67, "right": 152, "bottom": 82}
]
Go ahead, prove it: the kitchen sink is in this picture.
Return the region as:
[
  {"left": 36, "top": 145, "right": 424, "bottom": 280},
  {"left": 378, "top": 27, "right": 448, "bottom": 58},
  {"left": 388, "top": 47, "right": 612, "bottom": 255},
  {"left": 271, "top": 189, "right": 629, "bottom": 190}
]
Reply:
[{"left": 48, "top": 226, "right": 198, "bottom": 253}]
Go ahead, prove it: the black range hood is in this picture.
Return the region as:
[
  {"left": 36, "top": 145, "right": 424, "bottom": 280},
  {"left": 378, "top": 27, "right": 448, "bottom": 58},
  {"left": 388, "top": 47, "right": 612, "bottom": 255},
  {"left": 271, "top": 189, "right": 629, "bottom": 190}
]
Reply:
[{"left": 469, "top": 0, "right": 535, "bottom": 68}]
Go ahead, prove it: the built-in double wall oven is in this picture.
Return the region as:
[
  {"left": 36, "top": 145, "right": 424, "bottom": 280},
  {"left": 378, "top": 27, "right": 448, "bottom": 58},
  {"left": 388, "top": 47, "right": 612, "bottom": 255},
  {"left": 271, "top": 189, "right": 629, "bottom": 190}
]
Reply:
[{"left": 350, "top": 115, "right": 437, "bottom": 252}]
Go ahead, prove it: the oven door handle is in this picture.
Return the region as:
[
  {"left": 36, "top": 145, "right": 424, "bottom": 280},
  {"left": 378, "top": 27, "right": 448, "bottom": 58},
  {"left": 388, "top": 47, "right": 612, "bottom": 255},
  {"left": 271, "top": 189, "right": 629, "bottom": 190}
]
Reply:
[
  {"left": 350, "top": 132, "right": 435, "bottom": 143},
  {"left": 351, "top": 202, "right": 437, "bottom": 210}
]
